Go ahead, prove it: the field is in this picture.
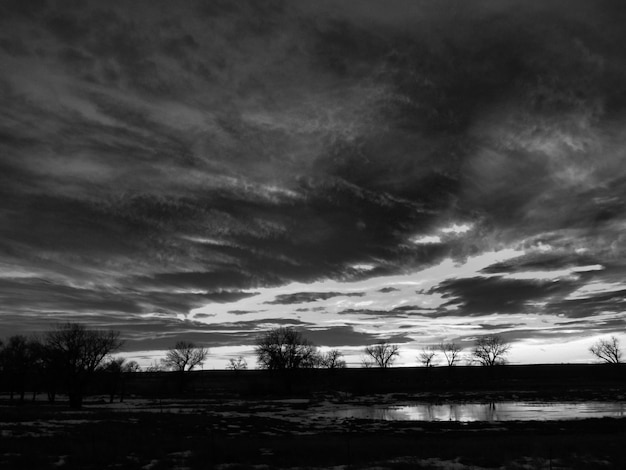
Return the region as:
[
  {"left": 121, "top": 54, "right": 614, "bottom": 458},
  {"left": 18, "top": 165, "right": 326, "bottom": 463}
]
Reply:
[{"left": 1, "top": 364, "right": 625, "bottom": 469}]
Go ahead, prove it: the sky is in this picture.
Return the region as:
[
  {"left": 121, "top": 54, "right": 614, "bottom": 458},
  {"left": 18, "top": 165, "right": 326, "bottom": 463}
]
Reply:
[{"left": 1, "top": 0, "right": 626, "bottom": 368}]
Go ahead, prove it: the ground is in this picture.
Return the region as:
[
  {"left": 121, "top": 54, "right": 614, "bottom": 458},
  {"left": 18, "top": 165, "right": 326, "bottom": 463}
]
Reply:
[{"left": 1, "top": 392, "right": 626, "bottom": 469}]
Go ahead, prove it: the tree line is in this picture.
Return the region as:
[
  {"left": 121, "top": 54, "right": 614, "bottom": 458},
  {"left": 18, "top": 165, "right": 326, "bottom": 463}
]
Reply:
[
  {"left": 1, "top": 323, "right": 621, "bottom": 407},
  {"left": 254, "top": 327, "right": 346, "bottom": 370},
  {"left": 0, "top": 323, "right": 123, "bottom": 408},
  {"left": 252, "top": 328, "right": 623, "bottom": 369},
  {"left": 253, "top": 327, "right": 513, "bottom": 370},
  {"left": 0, "top": 324, "right": 210, "bottom": 408}
]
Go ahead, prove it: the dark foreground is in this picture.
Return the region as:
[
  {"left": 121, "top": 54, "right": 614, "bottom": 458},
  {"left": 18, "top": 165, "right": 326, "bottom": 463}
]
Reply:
[
  {"left": 1, "top": 393, "right": 626, "bottom": 470},
  {"left": 2, "top": 365, "right": 626, "bottom": 469}
]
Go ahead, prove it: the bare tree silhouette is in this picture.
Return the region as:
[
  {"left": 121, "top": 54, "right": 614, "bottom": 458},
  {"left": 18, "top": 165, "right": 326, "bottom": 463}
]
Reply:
[
  {"left": 418, "top": 347, "right": 437, "bottom": 367},
  {"left": 145, "top": 360, "right": 165, "bottom": 372},
  {"left": 227, "top": 356, "right": 248, "bottom": 371},
  {"left": 255, "top": 327, "right": 319, "bottom": 370},
  {"left": 472, "top": 335, "right": 511, "bottom": 366},
  {"left": 319, "top": 349, "right": 346, "bottom": 369},
  {"left": 439, "top": 341, "right": 462, "bottom": 366},
  {"left": 364, "top": 342, "right": 399, "bottom": 368},
  {"left": 45, "top": 323, "right": 123, "bottom": 408},
  {"left": 162, "top": 341, "right": 209, "bottom": 392},
  {"left": 361, "top": 358, "right": 374, "bottom": 368},
  {"left": 162, "top": 341, "right": 209, "bottom": 372},
  {"left": 589, "top": 336, "right": 622, "bottom": 364}
]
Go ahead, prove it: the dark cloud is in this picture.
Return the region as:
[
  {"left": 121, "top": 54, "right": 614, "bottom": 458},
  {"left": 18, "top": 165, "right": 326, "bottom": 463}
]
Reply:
[
  {"left": 555, "top": 317, "right": 626, "bottom": 330},
  {"left": 478, "top": 323, "right": 526, "bottom": 331},
  {"left": 228, "top": 310, "right": 265, "bottom": 316},
  {"left": 135, "top": 271, "right": 258, "bottom": 291},
  {"left": 0, "top": 278, "right": 144, "bottom": 315},
  {"left": 2, "top": 0, "right": 626, "bottom": 356},
  {"left": 304, "top": 326, "right": 409, "bottom": 347},
  {"left": 432, "top": 276, "right": 577, "bottom": 315},
  {"left": 545, "top": 288, "right": 626, "bottom": 319},
  {"left": 481, "top": 251, "right": 601, "bottom": 274},
  {"left": 0, "top": 275, "right": 257, "bottom": 329},
  {"left": 265, "top": 291, "right": 364, "bottom": 305},
  {"left": 392, "top": 305, "right": 435, "bottom": 313},
  {"left": 379, "top": 287, "right": 400, "bottom": 293},
  {"left": 337, "top": 308, "right": 404, "bottom": 317}
]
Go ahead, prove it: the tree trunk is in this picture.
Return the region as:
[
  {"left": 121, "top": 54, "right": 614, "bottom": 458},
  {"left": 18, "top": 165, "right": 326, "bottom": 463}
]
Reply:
[
  {"left": 119, "top": 378, "right": 125, "bottom": 403},
  {"left": 68, "top": 392, "right": 83, "bottom": 409}
]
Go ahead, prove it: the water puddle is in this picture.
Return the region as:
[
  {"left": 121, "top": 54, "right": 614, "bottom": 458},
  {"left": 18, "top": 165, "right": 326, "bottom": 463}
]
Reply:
[{"left": 318, "top": 402, "right": 626, "bottom": 422}]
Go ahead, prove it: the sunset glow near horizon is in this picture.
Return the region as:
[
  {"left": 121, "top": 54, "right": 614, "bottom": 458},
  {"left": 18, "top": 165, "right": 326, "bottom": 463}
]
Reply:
[{"left": 2, "top": 0, "right": 626, "bottom": 369}]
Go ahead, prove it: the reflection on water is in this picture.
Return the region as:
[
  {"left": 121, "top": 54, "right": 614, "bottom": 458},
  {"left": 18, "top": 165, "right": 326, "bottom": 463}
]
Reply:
[{"left": 321, "top": 402, "right": 626, "bottom": 422}]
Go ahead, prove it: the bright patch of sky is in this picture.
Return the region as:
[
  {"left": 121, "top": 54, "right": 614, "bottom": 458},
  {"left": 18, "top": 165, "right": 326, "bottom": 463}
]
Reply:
[
  {"left": 191, "top": 247, "right": 527, "bottom": 325},
  {"left": 411, "top": 222, "right": 474, "bottom": 244},
  {"left": 410, "top": 235, "right": 442, "bottom": 245},
  {"left": 351, "top": 264, "right": 376, "bottom": 271},
  {"left": 508, "top": 334, "right": 626, "bottom": 365},
  {"left": 441, "top": 223, "right": 473, "bottom": 234},
  {"left": 180, "top": 236, "right": 236, "bottom": 247},
  {"left": 565, "top": 281, "right": 626, "bottom": 300},
  {"left": 180, "top": 244, "right": 624, "bottom": 368}
]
